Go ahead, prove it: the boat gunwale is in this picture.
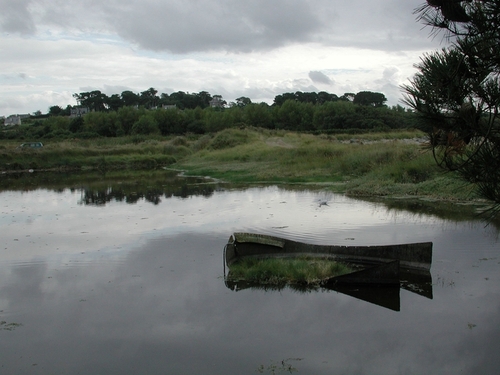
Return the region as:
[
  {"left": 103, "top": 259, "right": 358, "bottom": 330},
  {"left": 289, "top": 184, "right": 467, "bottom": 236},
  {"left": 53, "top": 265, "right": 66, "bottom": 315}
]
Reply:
[{"left": 226, "top": 232, "right": 432, "bottom": 272}]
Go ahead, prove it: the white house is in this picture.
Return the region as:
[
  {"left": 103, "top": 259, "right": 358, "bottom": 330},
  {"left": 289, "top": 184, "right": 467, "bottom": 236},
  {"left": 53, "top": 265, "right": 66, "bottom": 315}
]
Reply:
[
  {"left": 70, "top": 107, "right": 90, "bottom": 118},
  {"left": 4, "top": 115, "right": 22, "bottom": 126},
  {"left": 209, "top": 95, "right": 226, "bottom": 108}
]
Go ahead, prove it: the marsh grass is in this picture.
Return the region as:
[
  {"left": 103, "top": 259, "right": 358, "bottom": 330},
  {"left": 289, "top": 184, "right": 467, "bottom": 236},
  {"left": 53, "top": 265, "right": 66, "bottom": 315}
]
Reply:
[
  {"left": 0, "top": 128, "right": 478, "bottom": 202},
  {"left": 227, "top": 257, "right": 354, "bottom": 286},
  {"left": 0, "top": 136, "right": 179, "bottom": 171},
  {"left": 209, "top": 128, "right": 255, "bottom": 149},
  {"left": 331, "top": 129, "right": 424, "bottom": 142},
  {"left": 179, "top": 130, "right": 435, "bottom": 182},
  {"left": 176, "top": 129, "right": 475, "bottom": 200}
]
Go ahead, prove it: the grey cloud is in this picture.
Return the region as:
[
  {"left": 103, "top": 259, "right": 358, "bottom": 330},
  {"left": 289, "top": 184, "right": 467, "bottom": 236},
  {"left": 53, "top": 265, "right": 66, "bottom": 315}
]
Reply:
[
  {"left": 309, "top": 71, "right": 333, "bottom": 85},
  {"left": 0, "top": 0, "right": 435, "bottom": 54},
  {"left": 0, "top": 0, "right": 36, "bottom": 34},
  {"left": 316, "top": 0, "right": 440, "bottom": 51},
  {"left": 111, "top": 0, "right": 434, "bottom": 53},
  {"left": 109, "top": 0, "right": 323, "bottom": 53}
]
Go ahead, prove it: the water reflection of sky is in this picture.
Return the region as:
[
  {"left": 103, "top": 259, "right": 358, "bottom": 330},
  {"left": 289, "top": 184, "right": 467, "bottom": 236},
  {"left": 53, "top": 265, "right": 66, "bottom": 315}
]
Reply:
[
  {"left": 1, "top": 186, "right": 499, "bottom": 374},
  {"left": 2, "top": 186, "right": 451, "bottom": 261}
]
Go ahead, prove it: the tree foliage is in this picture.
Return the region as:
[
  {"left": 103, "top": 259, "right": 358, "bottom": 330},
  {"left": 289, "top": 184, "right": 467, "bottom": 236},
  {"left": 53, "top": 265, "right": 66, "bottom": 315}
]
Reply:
[
  {"left": 131, "top": 114, "right": 159, "bottom": 135},
  {"left": 273, "top": 91, "right": 339, "bottom": 106},
  {"left": 73, "top": 90, "right": 108, "bottom": 112},
  {"left": 235, "top": 96, "right": 252, "bottom": 107},
  {"left": 5, "top": 104, "right": 415, "bottom": 142},
  {"left": 402, "top": 0, "right": 500, "bottom": 213},
  {"left": 140, "top": 87, "right": 159, "bottom": 109},
  {"left": 353, "top": 91, "right": 387, "bottom": 107},
  {"left": 48, "top": 105, "right": 64, "bottom": 116},
  {"left": 121, "top": 91, "right": 140, "bottom": 107},
  {"left": 5, "top": 88, "right": 418, "bottom": 142}
]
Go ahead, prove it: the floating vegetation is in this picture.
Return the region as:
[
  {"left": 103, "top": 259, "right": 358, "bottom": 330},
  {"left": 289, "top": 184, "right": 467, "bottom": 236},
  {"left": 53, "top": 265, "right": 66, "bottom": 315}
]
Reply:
[
  {"left": 257, "top": 358, "right": 302, "bottom": 374},
  {"left": 1, "top": 321, "right": 23, "bottom": 331},
  {"left": 227, "top": 257, "right": 354, "bottom": 286}
]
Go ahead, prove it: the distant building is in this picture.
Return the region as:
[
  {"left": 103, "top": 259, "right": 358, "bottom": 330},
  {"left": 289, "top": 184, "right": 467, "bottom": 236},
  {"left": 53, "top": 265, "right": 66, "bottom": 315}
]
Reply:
[
  {"left": 4, "top": 115, "right": 22, "bottom": 126},
  {"left": 70, "top": 107, "right": 90, "bottom": 118},
  {"left": 209, "top": 95, "right": 226, "bottom": 108},
  {"left": 162, "top": 104, "right": 177, "bottom": 110}
]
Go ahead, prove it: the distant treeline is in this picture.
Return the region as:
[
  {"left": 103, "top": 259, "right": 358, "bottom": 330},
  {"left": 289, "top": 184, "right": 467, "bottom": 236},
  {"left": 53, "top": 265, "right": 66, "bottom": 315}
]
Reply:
[
  {"left": 2, "top": 89, "right": 418, "bottom": 140},
  {"left": 66, "top": 88, "right": 389, "bottom": 112}
]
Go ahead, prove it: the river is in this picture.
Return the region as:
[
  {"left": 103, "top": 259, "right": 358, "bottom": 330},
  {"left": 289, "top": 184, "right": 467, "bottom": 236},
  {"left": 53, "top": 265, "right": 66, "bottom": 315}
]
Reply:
[{"left": 0, "top": 170, "right": 499, "bottom": 374}]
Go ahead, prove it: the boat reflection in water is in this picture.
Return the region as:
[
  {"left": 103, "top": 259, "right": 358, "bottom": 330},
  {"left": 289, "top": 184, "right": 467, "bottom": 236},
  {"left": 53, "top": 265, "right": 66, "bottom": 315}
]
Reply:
[{"left": 223, "top": 233, "right": 433, "bottom": 312}]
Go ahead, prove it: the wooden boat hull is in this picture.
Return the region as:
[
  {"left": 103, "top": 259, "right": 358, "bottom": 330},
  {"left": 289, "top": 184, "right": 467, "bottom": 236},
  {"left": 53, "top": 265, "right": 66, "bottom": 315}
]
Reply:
[
  {"left": 225, "top": 232, "right": 432, "bottom": 272},
  {"left": 223, "top": 232, "right": 433, "bottom": 310}
]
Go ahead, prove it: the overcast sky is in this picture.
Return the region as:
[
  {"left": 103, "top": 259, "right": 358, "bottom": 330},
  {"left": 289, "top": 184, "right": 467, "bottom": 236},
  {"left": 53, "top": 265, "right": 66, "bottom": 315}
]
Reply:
[{"left": 0, "top": 0, "right": 446, "bottom": 116}]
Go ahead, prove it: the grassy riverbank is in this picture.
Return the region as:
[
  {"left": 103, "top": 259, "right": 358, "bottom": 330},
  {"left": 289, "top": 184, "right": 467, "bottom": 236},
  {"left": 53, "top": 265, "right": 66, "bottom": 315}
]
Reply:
[
  {"left": 0, "top": 127, "right": 477, "bottom": 201},
  {"left": 174, "top": 128, "right": 475, "bottom": 201}
]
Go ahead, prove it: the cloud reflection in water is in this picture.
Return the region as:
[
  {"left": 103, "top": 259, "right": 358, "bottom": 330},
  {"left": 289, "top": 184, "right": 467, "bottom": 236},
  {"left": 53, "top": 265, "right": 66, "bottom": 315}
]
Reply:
[{"left": 0, "top": 185, "right": 499, "bottom": 374}]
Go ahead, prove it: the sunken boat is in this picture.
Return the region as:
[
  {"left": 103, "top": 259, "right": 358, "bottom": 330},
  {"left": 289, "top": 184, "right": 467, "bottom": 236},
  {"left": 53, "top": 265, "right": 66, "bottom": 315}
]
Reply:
[
  {"left": 224, "top": 232, "right": 432, "bottom": 285},
  {"left": 223, "top": 232, "right": 433, "bottom": 311}
]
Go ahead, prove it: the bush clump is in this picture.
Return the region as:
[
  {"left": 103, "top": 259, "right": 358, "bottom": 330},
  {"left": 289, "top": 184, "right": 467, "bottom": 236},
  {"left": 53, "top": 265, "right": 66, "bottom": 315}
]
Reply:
[{"left": 209, "top": 129, "right": 250, "bottom": 150}]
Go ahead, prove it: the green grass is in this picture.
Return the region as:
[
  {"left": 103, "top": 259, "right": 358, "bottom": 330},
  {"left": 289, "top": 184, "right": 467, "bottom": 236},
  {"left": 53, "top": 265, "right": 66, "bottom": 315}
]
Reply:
[
  {"left": 0, "top": 127, "right": 481, "bottom": 202},
  {"left": 174, "top": 128, "right": 474, "bottom": 200},
  {"left": 0, "top": 136, "right": 182, "bottom": 171},
  {"left": 227, "top": 256, "right": 354, "bottom": 286}
]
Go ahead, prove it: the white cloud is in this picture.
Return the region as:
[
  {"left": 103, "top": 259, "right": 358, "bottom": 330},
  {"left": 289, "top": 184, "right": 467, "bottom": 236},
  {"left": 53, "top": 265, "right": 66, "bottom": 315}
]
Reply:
[{"left": 0, "top": 0, "right": 445, "bottom": 116}]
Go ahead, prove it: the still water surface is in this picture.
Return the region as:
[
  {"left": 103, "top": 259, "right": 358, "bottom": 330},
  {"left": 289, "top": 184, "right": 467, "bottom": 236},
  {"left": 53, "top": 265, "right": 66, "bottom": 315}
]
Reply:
[{"left": 0, "top": 172, "right": 499, "bottom": 374}]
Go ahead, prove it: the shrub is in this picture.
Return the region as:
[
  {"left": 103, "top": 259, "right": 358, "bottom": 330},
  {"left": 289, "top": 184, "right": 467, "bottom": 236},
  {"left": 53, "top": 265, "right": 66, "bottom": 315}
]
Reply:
[
  {"left": 69, "top": 117, "right": 85, "bottom": 133},
  {"left": 186, "top": 120, "right": 206, "bottom": 134},
  {"left": 209, "top": 129, "right": 250, "bottom": 150},
  {"left": 76, "top": 132, "right": 101, "bottom": 139},
  {"left": 131, "top": 116, "right": 160, "bottom": 135},
  {"left": 43, "top": 129, "right": 73, "bottom": 139},
  {"left": 193, "top": 135, "right": 212, "bottom": 151},
  {"left": 171, "top": 136, "right": 188, "bottom": 146}
]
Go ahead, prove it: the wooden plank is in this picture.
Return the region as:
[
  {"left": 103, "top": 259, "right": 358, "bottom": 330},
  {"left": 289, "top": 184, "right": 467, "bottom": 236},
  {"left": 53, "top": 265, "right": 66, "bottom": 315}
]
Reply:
[{"left": 233, "top": 232, "right": 285, "bottom": 248}]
